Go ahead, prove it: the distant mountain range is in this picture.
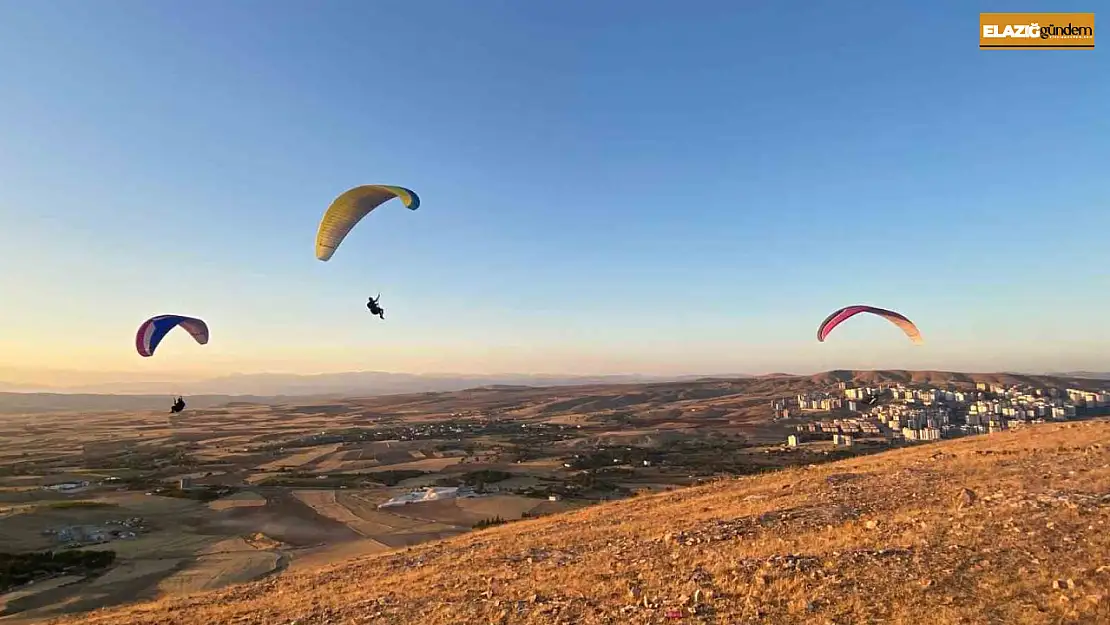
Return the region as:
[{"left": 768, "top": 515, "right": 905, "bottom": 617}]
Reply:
[
  {"left": 2, "top": 368, "right": 1107, "bottom": 414},
  {"left": 3, "top": 368, "right": 1107, "bottom": 398},
  {"left": 1050, "top": 371, "right": 1110, "bottom": 380},
  {"left": 0, "top": 370, "right": 754, "bottom": 398}
]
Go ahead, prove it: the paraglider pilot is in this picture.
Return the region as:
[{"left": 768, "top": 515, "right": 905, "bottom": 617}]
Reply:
[
  {"left": 367, "top": 294, "right": 385, "bottom": 320},
  {"left": 170, "top": 396, "right": 186, "bottom": 413}
]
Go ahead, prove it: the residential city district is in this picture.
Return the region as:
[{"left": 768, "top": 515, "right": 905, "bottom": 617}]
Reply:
[{"left": 779, "top": 382, "right": 1110, "bottom": 447}]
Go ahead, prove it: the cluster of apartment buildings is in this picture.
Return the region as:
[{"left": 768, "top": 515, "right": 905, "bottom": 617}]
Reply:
[
  {"left": 780, "top": 380, "right": 1110, "bottom": 448},
  {"left": 793, "top": 417, "right": 881, "bottom": 436}
]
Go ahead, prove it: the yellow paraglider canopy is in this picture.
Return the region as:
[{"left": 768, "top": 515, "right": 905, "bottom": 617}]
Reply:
[{"left": 315, "top": 184, "right": 420, "bottom": 261}]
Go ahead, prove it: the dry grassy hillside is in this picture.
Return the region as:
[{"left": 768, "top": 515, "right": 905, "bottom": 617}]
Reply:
[{"left": 44, "top": 418, "right": 1110, "bottom": 625}]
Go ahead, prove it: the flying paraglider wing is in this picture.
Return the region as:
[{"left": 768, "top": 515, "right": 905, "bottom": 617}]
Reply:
[
  {"left": 315, "top": 185, "right": 420, "bottom": 261},
  {"left": 135, "top": 315, "right": 210, "bottom": 357},
  {"left": 816, "top": 305, "right": 923, "bottom": 344}
]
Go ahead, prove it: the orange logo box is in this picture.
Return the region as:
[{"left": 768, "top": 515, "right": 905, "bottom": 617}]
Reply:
[{"left": 980, "top": 13, "right": 1094, "bottom": 49}]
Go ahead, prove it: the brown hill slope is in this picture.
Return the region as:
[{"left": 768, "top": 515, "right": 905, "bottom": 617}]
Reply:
[
  {"left": 46, "top": 419, "right": 1110, "bottom": 625},
  {"left": 805, "top": 369, "right": 1087, "bottom": 389}
]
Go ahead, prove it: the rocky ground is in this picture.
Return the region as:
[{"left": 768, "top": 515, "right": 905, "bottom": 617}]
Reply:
[{"left": 43, "top": 419, "right": 1110, "bottom": 625}]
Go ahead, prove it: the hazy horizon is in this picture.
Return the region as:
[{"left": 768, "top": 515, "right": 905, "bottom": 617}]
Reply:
[
  {"left": 5, "top": 344, "right": 1110, "bottom": 387},
  {"left": 3, "top": 363, "right": 1108, "bottom": 393},
  {"left": 2, "top": 1, "right": 1108, "bottom": 381}
]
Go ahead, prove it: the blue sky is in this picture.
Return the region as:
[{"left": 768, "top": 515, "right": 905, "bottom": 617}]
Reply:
[{"left": 0, "top": 0, "right": 1107, "bottom": 380}]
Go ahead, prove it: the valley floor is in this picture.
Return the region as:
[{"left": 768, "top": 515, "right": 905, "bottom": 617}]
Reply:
[{"left": 37, "top": 418, "right": 1110, "bottom": 625}]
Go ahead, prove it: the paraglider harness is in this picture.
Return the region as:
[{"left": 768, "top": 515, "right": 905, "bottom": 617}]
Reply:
[
  {"left": 170, "top": 397, "right": 186, "bottom": 413},
  {"left": 367, "top": 293, "right": 385, "bottom": 319}
]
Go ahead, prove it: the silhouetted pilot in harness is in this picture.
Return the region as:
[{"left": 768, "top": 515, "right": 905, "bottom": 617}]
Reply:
[
  {"left": 170, "top": 397, "right": 186, "bottom": 413},
  {"left": 367, "top": 293, "right": 385, "bottom": 320}
]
